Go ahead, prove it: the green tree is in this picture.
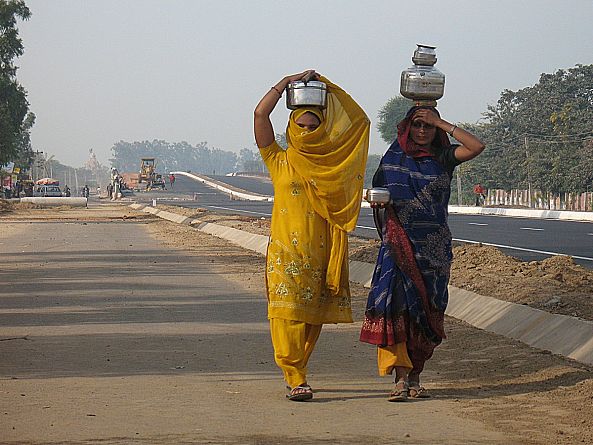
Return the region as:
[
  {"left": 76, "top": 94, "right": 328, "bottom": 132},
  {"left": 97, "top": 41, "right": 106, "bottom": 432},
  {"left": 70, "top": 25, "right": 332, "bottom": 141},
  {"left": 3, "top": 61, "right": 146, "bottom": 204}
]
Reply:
[
  {"left": 275, "top": 132, "right": 287, "bottom": 149},
  {"left": 0, "top": 0, "right": 34, "bottom": 166},
  {"left": 110, "top": 139, "right": 238, "bottom": 175},
  {"left": 471, "top": 64, "right": 593, "bottom": 194},
  {"left": 376, "top": 96, "right": 414, "bottom": 143}
]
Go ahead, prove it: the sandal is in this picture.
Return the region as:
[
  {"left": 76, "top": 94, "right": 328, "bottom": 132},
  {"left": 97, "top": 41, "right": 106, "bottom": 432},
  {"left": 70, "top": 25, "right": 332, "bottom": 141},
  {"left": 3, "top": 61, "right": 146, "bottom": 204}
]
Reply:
[
  {"left": 409, "top": 382, "right": 431, "bottom": 399},
  {"left": 286, "top": 384, "right": 313, "bottom": 402},
  {"left": 387, "top": 380, "right": 409, "bottom": 402}
]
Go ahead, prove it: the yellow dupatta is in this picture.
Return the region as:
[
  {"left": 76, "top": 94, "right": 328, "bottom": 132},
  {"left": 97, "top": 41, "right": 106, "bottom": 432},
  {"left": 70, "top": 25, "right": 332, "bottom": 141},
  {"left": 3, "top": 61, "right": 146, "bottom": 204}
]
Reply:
[{"left": 285, "top": 76, "right": 370, "bottom": 295}]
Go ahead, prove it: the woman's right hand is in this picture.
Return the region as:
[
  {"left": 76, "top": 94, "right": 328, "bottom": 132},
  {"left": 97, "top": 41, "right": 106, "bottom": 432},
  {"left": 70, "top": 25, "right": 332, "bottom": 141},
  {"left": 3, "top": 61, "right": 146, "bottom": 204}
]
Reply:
[{"left": 283, "top": 70, "right": 319, "bottom": 86}]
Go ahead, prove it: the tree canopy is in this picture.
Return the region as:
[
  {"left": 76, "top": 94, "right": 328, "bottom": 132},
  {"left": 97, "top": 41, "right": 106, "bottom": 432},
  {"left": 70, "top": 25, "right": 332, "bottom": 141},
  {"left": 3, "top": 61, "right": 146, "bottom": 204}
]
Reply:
[
  {"left": 469, "top": 64, "right": 593, "bottom": 194},
  {"left": 110, "top": 140, "right": 240, "bottom": 175},
  {"left": 376, "top": 96, "right": 414, "bottom": 143},
  {"left": 0, "top": 0, "right": 34, "bottom": 167}
]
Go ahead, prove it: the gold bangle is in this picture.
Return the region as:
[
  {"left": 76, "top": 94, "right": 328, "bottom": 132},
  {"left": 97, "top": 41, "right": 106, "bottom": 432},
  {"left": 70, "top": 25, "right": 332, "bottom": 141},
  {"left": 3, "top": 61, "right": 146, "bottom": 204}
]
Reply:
[{"left": 271, "top": 86, "right": 282, "bottom": 97}]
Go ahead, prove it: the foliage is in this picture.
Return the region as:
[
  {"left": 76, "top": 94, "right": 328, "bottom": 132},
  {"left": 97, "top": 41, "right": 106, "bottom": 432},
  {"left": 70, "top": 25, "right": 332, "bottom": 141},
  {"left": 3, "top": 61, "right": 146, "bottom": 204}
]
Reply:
[
  {"left": 469, "top": 64, "right": 593, "bottom": 194},
  {"left": 109, "top": 140, "right": 238, "bottom": 175},
  {"left": 0, "top": 0, "right": 34, "bottom": 167},
  {"left": 275, "top": 132, "right": 288, "bottom": 149},
  {"left": 364, "top": 154, "right": 381, "bottom": 189},
  {"left": 376, "top": 96, "right": 414, "bottom": 143}
]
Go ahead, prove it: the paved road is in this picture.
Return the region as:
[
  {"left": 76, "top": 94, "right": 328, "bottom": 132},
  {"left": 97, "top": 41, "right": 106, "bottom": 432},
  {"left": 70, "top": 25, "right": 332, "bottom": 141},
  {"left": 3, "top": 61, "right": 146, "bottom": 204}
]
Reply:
[
  {"left": 139, "top": 175, "right": 593, "bottom": 268},
  {"left": 0, "top": 208, "right": 509, "bottom": 444}
]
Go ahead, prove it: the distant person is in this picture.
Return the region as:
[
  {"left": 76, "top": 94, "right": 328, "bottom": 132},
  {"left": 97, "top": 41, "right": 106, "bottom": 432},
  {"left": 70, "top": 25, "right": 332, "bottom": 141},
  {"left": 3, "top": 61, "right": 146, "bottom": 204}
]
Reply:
[
  {"left": 14, "top": 181, "right": 22, "bottom": 198},
  {"left": 107, "top": 182, "right": 113, "bottom": 199},
  {"left": 82, "top": 185, "right": 89, "bottom": 198},
  {"left": 473, "top": 183, "right": 486, "bottom": 206},
  {"left": 63, "top": 185, "right": 71, "bottom": 197},
  {"left": 361, "top": 107, "right": 485, "bottom": 401},
  {"left": 254, "top": 70, "right": 370, "bottom": 401},
  {"left": 169, "top": 174, "right": 176, "bottom": 188}
]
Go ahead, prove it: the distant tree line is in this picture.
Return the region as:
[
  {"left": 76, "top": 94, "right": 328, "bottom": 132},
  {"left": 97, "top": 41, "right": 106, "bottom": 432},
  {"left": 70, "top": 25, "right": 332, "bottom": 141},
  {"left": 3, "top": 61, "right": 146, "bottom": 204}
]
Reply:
[{"left": 109, "top": 140, "right": 268, "bottom": 176}]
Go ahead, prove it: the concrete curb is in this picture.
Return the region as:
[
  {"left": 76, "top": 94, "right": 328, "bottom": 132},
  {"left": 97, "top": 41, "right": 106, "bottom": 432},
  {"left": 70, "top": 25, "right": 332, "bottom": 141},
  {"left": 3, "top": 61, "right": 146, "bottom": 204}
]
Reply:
[
  {"left": 134, "top": 203, "right": 593, "bottom": 367},
  {"left": 449, "top": 205, "right": 593, "bottom": 222},
  {"left": 19, "top": 197, "right": 88, "bottom": 207}
]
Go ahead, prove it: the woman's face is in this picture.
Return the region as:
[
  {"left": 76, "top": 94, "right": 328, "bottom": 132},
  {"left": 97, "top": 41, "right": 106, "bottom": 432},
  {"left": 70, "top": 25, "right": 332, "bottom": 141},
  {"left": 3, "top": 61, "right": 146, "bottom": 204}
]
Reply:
[
  {"left": 295, "top": 112, "right": 321, "bottom": 132},
  {"left": 409, "top": 118, "right": 436, "bottom": 146}
]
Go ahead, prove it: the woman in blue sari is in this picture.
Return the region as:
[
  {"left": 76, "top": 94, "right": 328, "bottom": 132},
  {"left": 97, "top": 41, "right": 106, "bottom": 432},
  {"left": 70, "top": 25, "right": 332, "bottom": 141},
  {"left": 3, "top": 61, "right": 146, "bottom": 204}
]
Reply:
[{"left": 360, "top": 106, "right": 485, "bottom": 401}]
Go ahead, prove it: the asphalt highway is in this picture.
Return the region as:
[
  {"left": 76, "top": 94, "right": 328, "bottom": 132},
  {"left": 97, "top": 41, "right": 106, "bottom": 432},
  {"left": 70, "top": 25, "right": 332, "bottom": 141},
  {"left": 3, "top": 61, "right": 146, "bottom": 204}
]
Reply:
[{"left": 138, "top": 175, "right": 593, "bottom": 268}]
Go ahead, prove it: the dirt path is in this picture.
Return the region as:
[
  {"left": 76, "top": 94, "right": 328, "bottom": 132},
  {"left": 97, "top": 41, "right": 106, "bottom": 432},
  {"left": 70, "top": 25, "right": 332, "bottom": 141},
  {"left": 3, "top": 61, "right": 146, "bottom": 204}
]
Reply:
[{"left": 0, "top": 203, "right": 592, "bottom": 444}]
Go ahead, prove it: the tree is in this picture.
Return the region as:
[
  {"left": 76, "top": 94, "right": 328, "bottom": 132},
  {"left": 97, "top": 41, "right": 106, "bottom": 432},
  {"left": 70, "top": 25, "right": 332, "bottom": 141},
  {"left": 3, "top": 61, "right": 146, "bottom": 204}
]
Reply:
[
  {"left": 376, "top": 96, "right": 414, "bottom": 143},
  {"left": 109, "top": 139, "right": 239, "bottom": 176},
  {"left": 238, "top": 147, "right": 266, "bottom": 173},
  {"left": 0, "top": 0, "right": 34, "bottom": 166},
  {"left": 471, "top": 64, "right": 593, "bottom": 194},
  {"left": 275, "top": 132, "right": 287, "bottom": 149}
]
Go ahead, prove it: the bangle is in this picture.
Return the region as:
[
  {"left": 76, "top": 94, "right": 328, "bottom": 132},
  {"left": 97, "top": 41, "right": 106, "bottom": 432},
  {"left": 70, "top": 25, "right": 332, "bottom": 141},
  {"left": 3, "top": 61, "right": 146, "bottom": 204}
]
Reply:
[
  {"left": 271, "top": 86, "right": 283, "bottom": 97},
  {"left": 449, "top": 124, "right": 457, "bottom": 136}
]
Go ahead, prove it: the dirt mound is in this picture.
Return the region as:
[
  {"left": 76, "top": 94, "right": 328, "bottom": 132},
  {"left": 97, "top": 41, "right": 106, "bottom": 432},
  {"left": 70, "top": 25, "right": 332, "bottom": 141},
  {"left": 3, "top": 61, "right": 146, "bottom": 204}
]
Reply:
[{"left": 451, "top": 244, "right": 593, "bottom": 320}]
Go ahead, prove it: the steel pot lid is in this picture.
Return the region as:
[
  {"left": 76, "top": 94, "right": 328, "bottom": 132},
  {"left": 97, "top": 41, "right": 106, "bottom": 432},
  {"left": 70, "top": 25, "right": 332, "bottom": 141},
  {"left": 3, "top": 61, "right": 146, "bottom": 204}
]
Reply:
[
  {"left": 287, "top": 80, "right": 327, "bottom": 90},
  {"left": 412, "top": 44, "right": 437, "bottom": 66}
]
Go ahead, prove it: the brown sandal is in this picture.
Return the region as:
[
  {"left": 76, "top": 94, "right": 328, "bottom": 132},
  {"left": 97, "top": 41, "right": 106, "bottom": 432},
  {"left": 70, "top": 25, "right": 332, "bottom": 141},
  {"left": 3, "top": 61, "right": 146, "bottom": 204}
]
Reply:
[
  {"left": 409, "top": 383, "right": 431, "bottom": 399},
  {"left": 286, "top": 384, "right": 313, "bottom": 402},
  {"left": 388, "top": 380, "right": 409, "bottom": 402}
]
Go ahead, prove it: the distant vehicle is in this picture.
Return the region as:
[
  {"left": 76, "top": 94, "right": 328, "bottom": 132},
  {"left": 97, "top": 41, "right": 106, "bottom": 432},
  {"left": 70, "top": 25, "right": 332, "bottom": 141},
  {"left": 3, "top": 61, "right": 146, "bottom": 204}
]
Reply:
[
  {"left": 139, "top": 158, "right": 156, "bottom": 183},
  {"left": 33, "top": 185, "right": 62, "bottom": 197},
  {"left": 147, "top": 174, "right": 166, "bottom": 190}
]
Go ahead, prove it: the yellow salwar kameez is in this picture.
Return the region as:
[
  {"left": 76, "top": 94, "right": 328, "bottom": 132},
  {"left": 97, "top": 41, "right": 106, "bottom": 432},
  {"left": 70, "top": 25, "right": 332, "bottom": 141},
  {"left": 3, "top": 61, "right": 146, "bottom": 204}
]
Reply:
[{"left": 259, "top": 77, "right": 370, "bottom": 388}]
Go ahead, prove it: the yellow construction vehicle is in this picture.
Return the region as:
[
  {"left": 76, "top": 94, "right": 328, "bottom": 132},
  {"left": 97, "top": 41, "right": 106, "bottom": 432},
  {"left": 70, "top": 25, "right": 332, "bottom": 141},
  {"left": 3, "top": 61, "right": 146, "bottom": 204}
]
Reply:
[{"left": 138, "top": 158, "right": 156, "bottom": 184}]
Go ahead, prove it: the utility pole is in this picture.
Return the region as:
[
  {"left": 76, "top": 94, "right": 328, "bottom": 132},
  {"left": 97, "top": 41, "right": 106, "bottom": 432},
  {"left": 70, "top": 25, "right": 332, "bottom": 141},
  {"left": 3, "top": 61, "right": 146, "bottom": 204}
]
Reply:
[
  {"left": 456, "top": 164, "right": 463, "bottom": 206},
  {"left": 524, "top": 136, "right": 532, "bottom": 208}
]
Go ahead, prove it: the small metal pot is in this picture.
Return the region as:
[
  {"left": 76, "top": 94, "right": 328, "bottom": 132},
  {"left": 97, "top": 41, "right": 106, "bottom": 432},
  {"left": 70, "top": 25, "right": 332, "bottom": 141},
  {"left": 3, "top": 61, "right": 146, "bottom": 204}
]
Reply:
[
  {"left": 365, "top": 187, "right": 391, "bottom": 204},
  {"left": 286, "top": 80, "right": 327, "bottom": 110}
]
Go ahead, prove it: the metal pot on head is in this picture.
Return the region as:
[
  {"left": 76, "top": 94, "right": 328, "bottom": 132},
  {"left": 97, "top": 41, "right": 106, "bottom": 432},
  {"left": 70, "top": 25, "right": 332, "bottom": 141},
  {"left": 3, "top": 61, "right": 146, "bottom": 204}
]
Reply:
[
  {"left": 286, "top": 79, "right": 328, "bottom": 110},
  {"left": 400, "top": 44, "right": 445, "bottom": 107}
]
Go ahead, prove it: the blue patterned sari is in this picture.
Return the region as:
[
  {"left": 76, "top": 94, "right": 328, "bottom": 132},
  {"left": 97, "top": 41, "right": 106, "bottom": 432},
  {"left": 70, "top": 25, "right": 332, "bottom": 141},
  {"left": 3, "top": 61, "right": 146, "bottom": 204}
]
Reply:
[{"left": 360, "top": 133, "right": 460, "bottom": 372}]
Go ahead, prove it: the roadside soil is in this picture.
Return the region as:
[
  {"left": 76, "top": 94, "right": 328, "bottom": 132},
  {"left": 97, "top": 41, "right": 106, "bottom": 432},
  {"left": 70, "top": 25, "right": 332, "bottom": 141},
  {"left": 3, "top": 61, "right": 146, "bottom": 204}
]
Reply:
[{"left": 1, "top": 201, "right": 592, "bottom": 444}]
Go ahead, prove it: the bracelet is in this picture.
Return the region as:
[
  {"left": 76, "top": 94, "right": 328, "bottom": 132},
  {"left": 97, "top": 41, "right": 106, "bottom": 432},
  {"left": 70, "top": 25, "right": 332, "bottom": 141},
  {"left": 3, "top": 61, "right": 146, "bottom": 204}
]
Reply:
[
  {"left": 271, "top": 86, "right": 283, "bottom": 97},
  {"left": 449, "top": 124, "right": 458, "bottom": 136}
]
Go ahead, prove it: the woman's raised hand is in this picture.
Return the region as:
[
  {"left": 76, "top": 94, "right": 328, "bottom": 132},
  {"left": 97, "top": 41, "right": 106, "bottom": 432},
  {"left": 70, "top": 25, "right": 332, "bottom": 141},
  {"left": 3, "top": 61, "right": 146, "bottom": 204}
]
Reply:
[
  {"left": 254, "top": 69, "right": 320, "bottom": 148},
  {"left": 284, "top": 70, "right": 319, "bottom": 84},
  {"left": 411, "top": 108, "right": 442, "bottom": 126}
]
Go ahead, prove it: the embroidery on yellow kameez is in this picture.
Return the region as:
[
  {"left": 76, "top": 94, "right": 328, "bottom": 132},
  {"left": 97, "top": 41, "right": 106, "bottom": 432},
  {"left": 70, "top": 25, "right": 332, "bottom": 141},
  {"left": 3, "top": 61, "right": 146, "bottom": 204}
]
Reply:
[
  {"left": 301, "top": 287, "right": 313, "bottom": 302},
  {"left": 284, "top": 261, "right": 300, "bottom": 276},
  {"left": 275, "top": 282, "right": 289, "bottom": 296}
]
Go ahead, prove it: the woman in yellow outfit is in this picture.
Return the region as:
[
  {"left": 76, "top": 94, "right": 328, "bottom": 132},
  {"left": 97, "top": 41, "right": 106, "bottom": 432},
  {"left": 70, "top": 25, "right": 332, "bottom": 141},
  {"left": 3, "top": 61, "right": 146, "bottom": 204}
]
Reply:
[{"left": 254, "top": 70, "right": 369, "bottom": 401}]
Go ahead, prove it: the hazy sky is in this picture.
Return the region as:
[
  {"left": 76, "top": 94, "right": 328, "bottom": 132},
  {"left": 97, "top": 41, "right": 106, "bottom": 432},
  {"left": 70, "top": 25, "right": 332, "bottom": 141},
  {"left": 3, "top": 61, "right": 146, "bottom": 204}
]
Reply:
[{"left": 16, "top": 0, "right": 593, "bottom": 167}]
